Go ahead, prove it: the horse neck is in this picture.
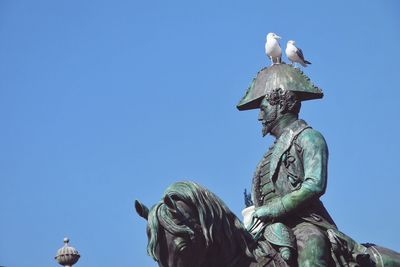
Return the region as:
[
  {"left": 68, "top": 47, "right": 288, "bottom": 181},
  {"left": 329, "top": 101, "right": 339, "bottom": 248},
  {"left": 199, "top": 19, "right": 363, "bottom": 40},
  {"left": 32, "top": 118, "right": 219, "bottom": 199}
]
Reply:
[
  {"left": 203, "top": 229, "right": 255, "bottom": 267},
  {"left": 203, "top": 244, "right": 251, "bottom": 267}
]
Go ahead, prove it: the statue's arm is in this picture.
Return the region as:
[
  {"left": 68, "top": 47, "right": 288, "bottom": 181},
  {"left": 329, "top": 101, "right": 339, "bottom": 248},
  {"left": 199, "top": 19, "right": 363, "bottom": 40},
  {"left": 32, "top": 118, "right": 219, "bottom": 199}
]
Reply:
[
  {"left": 253, "top": 129, "right": 329, "bottom": 221},
  {"left": 281, "top": 129, "right": 328, "bottom": 212}
]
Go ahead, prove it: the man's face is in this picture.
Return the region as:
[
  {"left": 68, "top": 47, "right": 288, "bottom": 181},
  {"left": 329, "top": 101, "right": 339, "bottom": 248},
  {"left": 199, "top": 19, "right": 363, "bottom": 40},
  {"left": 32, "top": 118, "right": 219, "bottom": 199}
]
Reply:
[{"left": 258, "top": 97, "right": 278, "bottom": 137}]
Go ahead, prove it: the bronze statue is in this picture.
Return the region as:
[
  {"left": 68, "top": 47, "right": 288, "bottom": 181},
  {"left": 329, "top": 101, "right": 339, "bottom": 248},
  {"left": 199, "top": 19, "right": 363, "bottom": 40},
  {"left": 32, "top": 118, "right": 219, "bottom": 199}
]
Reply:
[
  {"left": 136, "top": 63, "right": 400, "bottom": 267},
  {"left": 238, "top": 64, "right": 363, "bottom": 266},
  {"left": 135, "top": 182, "right": 287, "bottom": 267}
]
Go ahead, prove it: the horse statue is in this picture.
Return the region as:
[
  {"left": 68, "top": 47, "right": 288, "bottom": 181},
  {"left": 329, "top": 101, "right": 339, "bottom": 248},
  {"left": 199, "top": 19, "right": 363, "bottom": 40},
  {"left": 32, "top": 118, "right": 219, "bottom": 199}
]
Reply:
[{"left": 135, "top": 181, "right": 400, "bottom": 267}]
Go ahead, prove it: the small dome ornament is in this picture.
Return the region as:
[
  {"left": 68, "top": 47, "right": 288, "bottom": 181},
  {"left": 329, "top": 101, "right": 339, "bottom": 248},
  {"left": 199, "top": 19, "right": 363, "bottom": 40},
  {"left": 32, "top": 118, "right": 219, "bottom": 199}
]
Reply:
[{"left": 55, "top": 237, "right": 80, "bottom": 267}]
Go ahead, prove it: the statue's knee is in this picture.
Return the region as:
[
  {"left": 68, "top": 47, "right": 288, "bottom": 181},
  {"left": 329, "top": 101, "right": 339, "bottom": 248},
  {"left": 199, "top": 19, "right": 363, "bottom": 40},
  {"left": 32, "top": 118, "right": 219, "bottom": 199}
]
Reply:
[
  {"left": 303, "top": 231, "right": 329, "bottom": 253},
  {"left": 297, "top": 228, "right": 329, "bottom": 267},
  {"left": 309, "top": 230, "right": 328, "bottom": 245},
  {"left": 295, "top": 224, "right": 327, "bottom": 247}
]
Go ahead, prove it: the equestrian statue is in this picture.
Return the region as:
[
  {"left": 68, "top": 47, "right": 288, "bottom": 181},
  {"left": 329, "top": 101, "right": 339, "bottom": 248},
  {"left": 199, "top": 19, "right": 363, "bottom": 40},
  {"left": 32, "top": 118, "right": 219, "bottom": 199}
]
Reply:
[{"left": 135, "top": 63, "right": 400, "bottom": 266}]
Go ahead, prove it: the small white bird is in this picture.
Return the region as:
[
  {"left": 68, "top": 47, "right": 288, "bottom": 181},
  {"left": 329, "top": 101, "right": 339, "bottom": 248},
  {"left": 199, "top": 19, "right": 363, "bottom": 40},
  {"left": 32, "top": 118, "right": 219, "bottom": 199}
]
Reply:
[
  {"left": 285, "top": 40, "right": 311, "bottom": 67},
  {"left": 265, "top": 33, "right": 282, "bottom": 65}
]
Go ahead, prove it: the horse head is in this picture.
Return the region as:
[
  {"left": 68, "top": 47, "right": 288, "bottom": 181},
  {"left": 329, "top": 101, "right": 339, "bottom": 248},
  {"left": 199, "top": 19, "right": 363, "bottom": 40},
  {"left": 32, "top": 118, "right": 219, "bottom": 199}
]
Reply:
[{"left": 135, "top": 181, "right": 257, "bottom": 267}]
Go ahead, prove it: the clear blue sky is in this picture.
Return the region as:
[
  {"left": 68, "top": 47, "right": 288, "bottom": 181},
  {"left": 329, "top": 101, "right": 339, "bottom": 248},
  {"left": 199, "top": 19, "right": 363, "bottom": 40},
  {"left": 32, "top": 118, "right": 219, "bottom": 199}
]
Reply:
[{"left": 0, "top": 1, "right": 399, "bottom": 266}]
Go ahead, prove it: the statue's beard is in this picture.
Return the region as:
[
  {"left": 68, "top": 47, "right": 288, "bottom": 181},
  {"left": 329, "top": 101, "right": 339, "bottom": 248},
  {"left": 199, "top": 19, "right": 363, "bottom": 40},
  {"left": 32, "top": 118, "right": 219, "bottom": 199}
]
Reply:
[
  {"left": 261, "top": 105, "right": 278, "bottom": 137},
  {"left": 262, "top": 121, "right": 275, "bottom": 137}
]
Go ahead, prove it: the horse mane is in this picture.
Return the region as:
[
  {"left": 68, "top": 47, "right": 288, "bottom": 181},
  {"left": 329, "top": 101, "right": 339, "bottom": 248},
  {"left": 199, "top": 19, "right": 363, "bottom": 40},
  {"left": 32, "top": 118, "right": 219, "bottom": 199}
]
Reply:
[{"left": 146, "top": 181, "right": 255, "bottom": 261}]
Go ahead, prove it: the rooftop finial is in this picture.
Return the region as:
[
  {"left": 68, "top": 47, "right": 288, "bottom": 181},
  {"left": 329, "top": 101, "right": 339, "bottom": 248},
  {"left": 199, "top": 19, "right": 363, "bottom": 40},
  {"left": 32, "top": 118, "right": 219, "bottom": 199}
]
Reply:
[{"left": 55, "top": 237, "right": 80, "bottom": 267}]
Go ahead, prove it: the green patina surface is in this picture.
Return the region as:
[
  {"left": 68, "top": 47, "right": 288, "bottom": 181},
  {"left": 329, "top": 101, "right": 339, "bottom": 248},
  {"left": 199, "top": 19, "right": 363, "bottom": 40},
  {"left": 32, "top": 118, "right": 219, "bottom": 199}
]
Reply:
[
  {"left": 136, "top": 62, "right": 400, "bottom": 267},
  {"left": 237, "top": 64, "right": 323, "bottom": 111}
]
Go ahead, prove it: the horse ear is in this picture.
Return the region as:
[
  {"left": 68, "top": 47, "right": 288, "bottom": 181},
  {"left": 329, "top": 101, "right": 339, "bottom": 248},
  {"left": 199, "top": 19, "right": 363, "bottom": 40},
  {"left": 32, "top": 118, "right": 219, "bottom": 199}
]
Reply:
[
  {"left": 135, "top": 200, "right": 149, "bottom": 220},
  {"left": 163, "top": 194, "right": 178, "bottom": 212}
]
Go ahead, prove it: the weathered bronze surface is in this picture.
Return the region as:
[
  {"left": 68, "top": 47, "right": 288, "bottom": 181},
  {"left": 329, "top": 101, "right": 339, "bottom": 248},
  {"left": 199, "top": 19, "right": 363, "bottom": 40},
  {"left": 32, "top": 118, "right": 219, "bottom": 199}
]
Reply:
[
  {"left": 237, "top": 64, "right": 323, "bottom": 111},
  {"left": 135, "top": 182, "right": 287, "bottom": 267},
  {"left": 136, "top": 63, "right": 400, "bottom": 267}
]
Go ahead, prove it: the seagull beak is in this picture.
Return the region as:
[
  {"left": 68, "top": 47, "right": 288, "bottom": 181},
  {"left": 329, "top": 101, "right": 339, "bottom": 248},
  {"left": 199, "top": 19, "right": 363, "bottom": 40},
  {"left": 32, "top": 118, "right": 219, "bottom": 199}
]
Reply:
[{"left": 275, "top": 35, "right": 281, "bottom": 39}]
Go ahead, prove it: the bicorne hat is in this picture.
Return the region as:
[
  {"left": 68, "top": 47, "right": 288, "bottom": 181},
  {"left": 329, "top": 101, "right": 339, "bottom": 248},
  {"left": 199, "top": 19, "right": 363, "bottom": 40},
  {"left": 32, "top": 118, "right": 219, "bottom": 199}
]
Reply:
[{"left": 237, "top": 64, "right": 323, "bottom": 111}]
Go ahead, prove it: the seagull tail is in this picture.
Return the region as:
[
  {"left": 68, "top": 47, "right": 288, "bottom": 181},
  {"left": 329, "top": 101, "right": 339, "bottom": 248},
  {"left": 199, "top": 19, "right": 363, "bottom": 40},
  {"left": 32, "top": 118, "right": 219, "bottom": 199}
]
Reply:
[
  {"left": 299, "top": 61, "right": 307, "bottom": 67},
  {"left": 304, "top": 60, "right": 312, "bottom": 65}
]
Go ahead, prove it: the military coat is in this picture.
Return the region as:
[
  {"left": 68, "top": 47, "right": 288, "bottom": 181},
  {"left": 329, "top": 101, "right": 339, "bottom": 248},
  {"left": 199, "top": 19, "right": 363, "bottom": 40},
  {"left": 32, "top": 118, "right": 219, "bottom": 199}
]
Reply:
[{"left": 252, "top": 119, "right": 336, "bottom": 229}]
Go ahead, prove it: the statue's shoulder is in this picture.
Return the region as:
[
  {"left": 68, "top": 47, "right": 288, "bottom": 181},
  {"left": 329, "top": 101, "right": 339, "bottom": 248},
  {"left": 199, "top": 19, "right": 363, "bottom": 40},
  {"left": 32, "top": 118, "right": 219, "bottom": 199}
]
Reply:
[{"left": 295, "top": 122, "right": 328, "bottom": 151}]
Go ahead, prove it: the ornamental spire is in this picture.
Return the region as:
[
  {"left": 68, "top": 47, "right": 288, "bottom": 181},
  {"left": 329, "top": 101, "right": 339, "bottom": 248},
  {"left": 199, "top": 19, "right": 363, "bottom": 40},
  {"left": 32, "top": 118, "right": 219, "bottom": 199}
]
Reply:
[{"left": 55, "top": 237, "right": 80, "bottom": 267}]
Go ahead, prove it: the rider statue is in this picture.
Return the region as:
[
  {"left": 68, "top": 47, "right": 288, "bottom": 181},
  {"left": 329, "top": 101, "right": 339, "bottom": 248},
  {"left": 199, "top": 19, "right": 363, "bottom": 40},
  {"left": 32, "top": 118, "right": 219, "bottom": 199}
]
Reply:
[
  {"left": 135, "top": 61, "right": 400, "bottom": 267},
  {"left": 237, "top": 64, "right": 368, "bottom": 266}
]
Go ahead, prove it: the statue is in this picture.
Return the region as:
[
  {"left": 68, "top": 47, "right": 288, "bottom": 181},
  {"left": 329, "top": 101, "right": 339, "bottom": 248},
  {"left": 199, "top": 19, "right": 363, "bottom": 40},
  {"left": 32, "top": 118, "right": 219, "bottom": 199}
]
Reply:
[
  {"left": 238, "top": 64, "right": 363, "bottom": 266},
  {"left": 135, "top": 182, "right": 286, "bottom": 267},
  {"left": 135, "top": 63, "right": 400, "bottom": 266}
]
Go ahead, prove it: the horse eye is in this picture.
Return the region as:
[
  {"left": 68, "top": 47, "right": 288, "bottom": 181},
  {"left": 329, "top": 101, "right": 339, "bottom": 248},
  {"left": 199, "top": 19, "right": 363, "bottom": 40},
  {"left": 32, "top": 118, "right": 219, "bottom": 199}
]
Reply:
[
  {"left": 177, "top": 243, "right": 187, "bottom": 253},
  {"left": 174, "top": 237, "right": 188, "bottom": 253}
]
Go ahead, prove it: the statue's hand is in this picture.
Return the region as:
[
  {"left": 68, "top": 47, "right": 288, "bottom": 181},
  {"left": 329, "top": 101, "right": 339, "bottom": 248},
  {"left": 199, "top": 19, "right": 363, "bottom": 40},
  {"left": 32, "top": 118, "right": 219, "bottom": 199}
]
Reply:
[
  {"left": 253, "top": 198, "right": 286, "bottom": 221},
  {"left": 246, "top": 214, "right": 259, "bottom": 232},
  {"left": 253, "top": 206, "right": 274, "bottom": 221}
]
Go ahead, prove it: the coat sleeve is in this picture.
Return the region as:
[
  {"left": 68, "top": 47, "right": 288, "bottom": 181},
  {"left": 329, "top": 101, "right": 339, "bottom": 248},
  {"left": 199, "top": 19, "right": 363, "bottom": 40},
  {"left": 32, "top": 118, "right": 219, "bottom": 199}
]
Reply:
[{"left": 281, "top": 129, "right": 329, "bottom": 213}]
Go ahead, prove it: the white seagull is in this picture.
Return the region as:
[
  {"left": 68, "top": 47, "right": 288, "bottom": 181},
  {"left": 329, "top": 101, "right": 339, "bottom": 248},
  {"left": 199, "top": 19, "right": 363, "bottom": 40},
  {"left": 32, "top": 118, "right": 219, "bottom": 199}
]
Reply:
[
  {"left": 285, "top": 40, "right": 311, "bottom": 67},
  {"left": 265, "top": 32, "right": 282, "bottom": 64}
]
